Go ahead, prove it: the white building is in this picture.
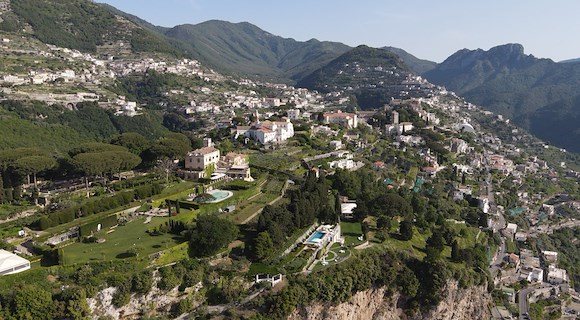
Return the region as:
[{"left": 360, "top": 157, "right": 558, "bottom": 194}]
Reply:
[
  {"left": 527, "top": 267, "right": 544, "bottom": 283},
  {"left": 323, "top": 111, "right": 358, "bottom": 128},
  {"left": 0, "top": 250, "right": 31, "bottom": 275},
  {"left": 329, "top": 159, "right": 354, "bottom": 170},
  {"left": 504, "top": 223, "right": 518, "bottom": 240},
  {"left": 542, "top": 251, "right": 558, "bottom": 264},
  {"left": 185, "top": 146, "right": 220, "bottom": 171},
  {"left": 235, "top": 118, "right": 294, "bottom": 144},
  {"left": 287, "top": 109, "right": 301, "bottom": 120},
  {"left": 547, "top": 265, "right": 568, "bottom": 284},
  {"left": 329, "top": 140, "right": 343, "bottom": 150}
]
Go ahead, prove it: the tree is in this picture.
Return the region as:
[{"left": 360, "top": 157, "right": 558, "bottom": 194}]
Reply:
[
  {"left": 377, "top": 215, "right": 392, "bottom": 231},
  {"left": 189, "top": 215, "right": 239, "bottom": 257},
  {"left": 110, "top": 132, "right": 150, "bottom": 155},
  {"left": 451, "top": 240, "right": 461, "bottom": 262},
  {"left": 397, "top": 266, "right": 419, "bottom": 297},
  {"left": 12, "top": 155, "right": 56, "bottom": 188},
  {"left": 0, "top": 174, "right": 4, "bottom": 203},
  {"left": 13, "top": 284, "right": 54, "bottom": 320},
  {"left": 254, "top": 231, "right": 274, "bottom": 261},
  {"left": 399, "top": 220, "right": 413, "bottom": 241},
  {"left": 131, "top": 270, "right": 153, "bottom": 294},
  {"left": 426, "top": 229, "right": 445, "bottom": 253}
]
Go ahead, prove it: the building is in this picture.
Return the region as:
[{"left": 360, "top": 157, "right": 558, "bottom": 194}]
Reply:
[
  {"left": 527, "top": 267, "right": 544, "bottom": 283},
  {"left": 287, "top": 109, "right": 301, "bottom": 120},
  {"left": 323, "top": 111, "right": 358, "bottom": 128},
  {"left": 504, "top": 223, "right": 518, "bottom": 240},
  {"left": 542, "top": 251, "right": 558, "bottom": 264},
  {"left": 340, "top": 202, "right": 357, "bottom": 220},
  {"left": 235, "top": 118, "right": 294, "bottom": 144},
  {"left": 0, "top": 250, "right": 31, "bottom": 276},
  {"left": 185, "top": 146, "right": 220, "bottom": 171},
  {"left": 183, "top": 146, "right": 253, "bottom": 182},
  {"left": 450, "top": 138, "right": 469, "bottom": 154},
  {"left": 547, "top": 265, "right": 568, "bottom": 284},
  {"left": 329, "top": 140, "right": 343, "bottom": 150},
  {"left": 507, "top": 253, "right": 521, "bottom": 270},
  {"left": 304, "top": 224, "right": 342, "bottom": 248},
  {"left": 217, "top": 152, "right": 253, "bottom": 181}
]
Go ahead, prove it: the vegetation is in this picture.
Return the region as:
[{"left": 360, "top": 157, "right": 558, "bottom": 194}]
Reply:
[
  {"left": 158, "top": 20, "right": 350, "bottom": 81},
  {"left": 424, "top": 43, "right": 580, "bottom": 152},
  {"left": 7, "top": 0, "right": 180, "bottom": 55}
]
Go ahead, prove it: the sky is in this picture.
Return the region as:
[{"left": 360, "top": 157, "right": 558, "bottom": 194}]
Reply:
[{"left": 98, "top": 0, "right": 580, "bottom": 63}]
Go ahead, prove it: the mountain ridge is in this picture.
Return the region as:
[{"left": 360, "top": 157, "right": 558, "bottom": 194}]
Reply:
[{"left": 424, "top": 43, "right": 580, "bottom": 152}]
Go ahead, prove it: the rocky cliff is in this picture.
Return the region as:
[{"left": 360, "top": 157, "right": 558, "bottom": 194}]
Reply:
[{"left": 288, "top": 280, "right": 490, "bottom": 320}]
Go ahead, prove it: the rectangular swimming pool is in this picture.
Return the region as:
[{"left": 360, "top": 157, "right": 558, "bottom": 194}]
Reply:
[{"left": 307, "top": 231, "right": 326, "bottom": 243}]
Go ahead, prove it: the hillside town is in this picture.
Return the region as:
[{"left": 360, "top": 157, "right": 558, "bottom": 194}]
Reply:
[{"left": 0, "top": 7, "right": 578, "bottom": 320}]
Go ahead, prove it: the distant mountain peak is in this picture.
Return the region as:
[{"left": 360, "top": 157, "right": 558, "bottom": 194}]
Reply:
[{"left": 425, "top": 43, "right": 580, "bottom": 153}]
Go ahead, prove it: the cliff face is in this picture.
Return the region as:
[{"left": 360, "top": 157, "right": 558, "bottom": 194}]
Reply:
[{"left": 288, "top": 281, "right": 490, "bottom": 320}]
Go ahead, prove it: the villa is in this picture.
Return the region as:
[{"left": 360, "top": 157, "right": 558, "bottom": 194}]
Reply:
[
  {"left": 304, "top": 224, "right": 343, "bottom": 248},
  {"left": 323, "top": 111, "right": 358, "bottom": 128},
  {"left": 181, "top": 139, "right": 252, "bottom": 181},
  {"left": 234, "top": 118, "right": 294, "bottom": 144}
]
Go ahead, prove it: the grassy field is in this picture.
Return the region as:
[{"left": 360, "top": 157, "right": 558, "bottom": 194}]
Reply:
[
  {"left": 153, "top": 242, "right": 189, "bottom": 266},
  {"left": 381, "top": 226, "right": 429, "bottom": 259},
  {"left": 340, "top": 222, "right": 365, "bottom": 247},
  {"left": 60, "top": 216, "right": 184, "bottom": 265}
]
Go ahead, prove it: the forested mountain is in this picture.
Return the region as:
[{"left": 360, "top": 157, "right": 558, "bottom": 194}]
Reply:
[
  {"left": 297, "top": 45, "right": 431, "bottom": 109},
  {"left": 424, "top": 44, "right": 580, "bottom": 152},
  {"left": 154, "top": 20, "right": 351, "bottom": 81},
  {"left": 382, "top": 46, "right": 437, "bottom": 74},
  {"left": 0, "top": 0, "right": 181, "bottom": 56}
]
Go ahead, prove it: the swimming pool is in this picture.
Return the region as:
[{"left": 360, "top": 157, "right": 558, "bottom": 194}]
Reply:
[
  {"left": 196, "top": 189, "right": 234, "bottom": 203},
  {"left": 306, "top": 231, "right": 327, "bottom": 244}
]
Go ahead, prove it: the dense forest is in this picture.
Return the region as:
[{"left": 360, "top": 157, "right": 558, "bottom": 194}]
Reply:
[{"left": 4, "top": 0, "right": 181, "bottom": 56}]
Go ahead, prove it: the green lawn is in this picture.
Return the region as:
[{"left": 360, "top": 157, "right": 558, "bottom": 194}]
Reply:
[
  {"left": 60, "top": 216, "right": 184, "bottom": 265},
  {"left": 340, "top": 222, "right": 365, "bottom": 247},
  {"left": 382, "top": 227, "right": 429, "bottom": 259},
  {"left": 153, "top": 242, "right": 189, "bottom": 266}
]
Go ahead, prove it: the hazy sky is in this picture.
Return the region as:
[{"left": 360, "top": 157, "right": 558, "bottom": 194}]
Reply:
[{"left": 99, "top": 0, "right": 579, "bottom": 63}]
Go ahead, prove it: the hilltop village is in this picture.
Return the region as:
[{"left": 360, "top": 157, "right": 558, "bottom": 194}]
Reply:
[{"left": 0, "top": 20, "right": 578, "bottom": 320}]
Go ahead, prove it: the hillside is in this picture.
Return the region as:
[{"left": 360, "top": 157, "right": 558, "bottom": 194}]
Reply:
[
  {"left": 424, "top": 43, "right": 580, "bottom": 152},
  {"left": 0, "top": 0, "right": 180, "bottom": 56},
  {"left": 382, "top": 46, "right": 437, "bottom": 74},
  {"left": 159, "top": 20, "right": 351, "bottom": 81},
  {"left": 297, "top": 45, "right": 433, "bottom": 109}
]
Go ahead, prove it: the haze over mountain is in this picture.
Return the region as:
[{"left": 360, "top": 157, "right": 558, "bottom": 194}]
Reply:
[{"left": 424, "top": 43, "right": 580, "bottom": 152}]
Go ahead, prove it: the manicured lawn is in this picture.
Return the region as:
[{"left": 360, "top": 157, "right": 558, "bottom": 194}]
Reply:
[
  {"left": 248, "top": 262, "right": 280, "bottom": 276},
  {"left": 60, "top": 217, "right": 184, "bottom": 265},
  {"left": 340, "top": 222, "right": 364, "bottom": 247}
]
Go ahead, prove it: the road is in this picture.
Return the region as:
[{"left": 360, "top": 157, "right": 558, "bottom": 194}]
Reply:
[
  {"left": 518, "top": 285, "right": 536, "bottom": 319},
  {"left": 486, "top": 169, "right": 507, "bottom": 279}
]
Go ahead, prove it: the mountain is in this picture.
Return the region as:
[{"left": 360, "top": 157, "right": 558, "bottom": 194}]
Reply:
[
  {"left": 157, "top": 20, "right": 351, "bottom": 81},
  {"left": 424, "top": 43, "right": 580, "bottom": 153},
  {"left": 382, "top": 46, "right": 437, "bottom": 74},
  {"left": 297, "top": 45, "right": 433, "bottom": 109},
  {"left": 560, "top": 58, "right": 580, "bottom": 63},
  {"left": 0, "top": 0, "right": 180, "bottom": 56}
]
